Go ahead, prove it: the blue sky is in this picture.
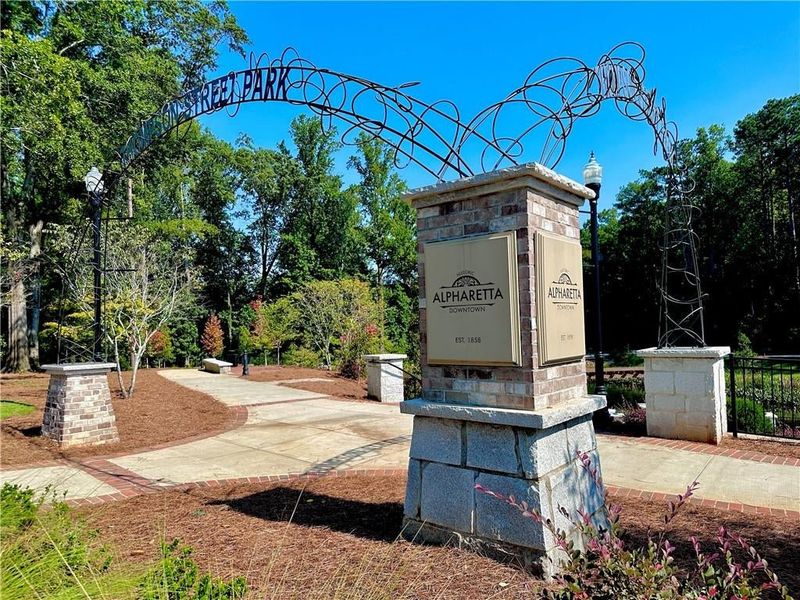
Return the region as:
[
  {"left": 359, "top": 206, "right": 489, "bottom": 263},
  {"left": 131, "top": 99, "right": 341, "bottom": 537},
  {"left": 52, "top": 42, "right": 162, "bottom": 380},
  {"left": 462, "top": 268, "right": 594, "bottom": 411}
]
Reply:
[{"left": 200, "top": 1, "right": 799, "bottom": 214}]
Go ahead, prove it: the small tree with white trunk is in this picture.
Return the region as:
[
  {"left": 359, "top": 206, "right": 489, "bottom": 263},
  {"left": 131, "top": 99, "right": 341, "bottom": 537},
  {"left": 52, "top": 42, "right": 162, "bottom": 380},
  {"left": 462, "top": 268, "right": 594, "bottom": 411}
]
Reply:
[{"left": 52, "top": 223, "right": 194, "bottom": 398}]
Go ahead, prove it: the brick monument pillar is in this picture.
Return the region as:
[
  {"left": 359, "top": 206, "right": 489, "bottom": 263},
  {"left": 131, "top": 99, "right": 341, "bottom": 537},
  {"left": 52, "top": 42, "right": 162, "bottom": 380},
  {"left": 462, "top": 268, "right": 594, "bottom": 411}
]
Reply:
[
  {"left": 41, "top": 362, "right": 119, "bottom": 447},
  {"left": 401, "top": 164, "right": 606, "bottom": 577}
]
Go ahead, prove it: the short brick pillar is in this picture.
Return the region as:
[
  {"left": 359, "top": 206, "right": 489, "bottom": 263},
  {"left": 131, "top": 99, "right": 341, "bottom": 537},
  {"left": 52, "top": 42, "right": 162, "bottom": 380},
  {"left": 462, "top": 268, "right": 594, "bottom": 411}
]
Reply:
[
  {"left": 401, "top": 164, "right": 606, "bottom": 577},
  {"left": 363, "top": 353, "right": 407, "bottom": 403},
  {"left": 638, "top": 347, "right": 731, "bottom": 444},
  {"left": 41, "top": 362, "right": 119, "bottom": 447}
]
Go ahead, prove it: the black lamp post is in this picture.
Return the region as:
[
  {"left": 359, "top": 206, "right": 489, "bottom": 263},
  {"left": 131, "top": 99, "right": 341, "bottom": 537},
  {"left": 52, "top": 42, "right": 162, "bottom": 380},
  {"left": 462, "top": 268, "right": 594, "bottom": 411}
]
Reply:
[
  {"left": 583, "top": 152, "right": 606, "bottom": 395},
  {"left": 84, "top": 167, "right": 104, "bottom": 362}
]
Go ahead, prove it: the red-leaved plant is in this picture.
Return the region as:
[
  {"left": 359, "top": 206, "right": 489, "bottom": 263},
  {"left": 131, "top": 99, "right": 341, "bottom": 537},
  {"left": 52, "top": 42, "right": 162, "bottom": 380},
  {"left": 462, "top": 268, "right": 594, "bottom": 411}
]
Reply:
[{"left": 476, "top": 451, "right": 792, "bottom": 599}]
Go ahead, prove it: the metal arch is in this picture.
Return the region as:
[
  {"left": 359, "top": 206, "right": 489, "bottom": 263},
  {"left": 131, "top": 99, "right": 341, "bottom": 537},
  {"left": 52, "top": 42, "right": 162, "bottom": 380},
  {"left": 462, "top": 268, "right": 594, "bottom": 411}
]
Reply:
[
  {"left": 107, "top": 42, "right": 705, "bottom": 348},
  {"left": 114, "top": 43, "right": 680, "bottom": 182}
]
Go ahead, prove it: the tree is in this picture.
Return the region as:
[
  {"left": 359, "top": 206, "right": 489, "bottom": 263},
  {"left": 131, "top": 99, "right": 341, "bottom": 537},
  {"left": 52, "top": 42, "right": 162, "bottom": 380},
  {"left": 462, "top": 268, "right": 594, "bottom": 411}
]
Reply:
[
  {"left": 275, "top": 117, "right": 361, "bottom": 292},
  {"left": 49, "top": 222, "right": 194, "bottom": 397},
  {"left": 251, "top": 297, "right": 297, "bottom": 365},
  {"left": 145, "top": 328, "right": 174, "bottom": 368},
  {"left": 0, "top": 1, "right": 247, "bottom": 371},
  {"left": 348, "top": 134, "right": 416, "bottom": 351},
  {"left": 235, "top": 137, "right": 299, "bottom": 296},
  {"left": 291, "top": 278, "right": 378, "bottom": 371},
  {"left": 201, "top": 314, "right": 224, "bottom": 358}
]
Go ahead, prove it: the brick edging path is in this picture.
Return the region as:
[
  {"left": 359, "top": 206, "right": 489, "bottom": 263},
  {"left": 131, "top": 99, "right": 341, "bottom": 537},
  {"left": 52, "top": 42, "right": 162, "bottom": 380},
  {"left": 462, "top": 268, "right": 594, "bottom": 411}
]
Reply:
[
  {"left": 65, "top": 466, "right": 800, "bottom": 521},
  {"left": 616, "top": 435, "right": 800, "bottom": 466}
]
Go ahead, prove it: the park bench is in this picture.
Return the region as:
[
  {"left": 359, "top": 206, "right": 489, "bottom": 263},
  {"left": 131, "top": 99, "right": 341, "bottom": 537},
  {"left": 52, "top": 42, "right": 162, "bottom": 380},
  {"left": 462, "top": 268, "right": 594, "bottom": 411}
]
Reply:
[{"left": 202, "top": 358, "right": 232, "bottom": 374}]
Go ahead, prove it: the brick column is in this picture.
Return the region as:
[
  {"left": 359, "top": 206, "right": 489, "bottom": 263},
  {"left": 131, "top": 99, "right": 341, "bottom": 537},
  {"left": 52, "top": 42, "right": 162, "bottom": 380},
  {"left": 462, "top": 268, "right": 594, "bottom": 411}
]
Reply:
[
  {"left": 401, "top": 164, "right": 607, "bottom": 577},
  {"left": 412, "top": 164, "right": 592, "bottom": 410},
  {"left": 41, "top": 362, "right": 119, "bottom": 447}
]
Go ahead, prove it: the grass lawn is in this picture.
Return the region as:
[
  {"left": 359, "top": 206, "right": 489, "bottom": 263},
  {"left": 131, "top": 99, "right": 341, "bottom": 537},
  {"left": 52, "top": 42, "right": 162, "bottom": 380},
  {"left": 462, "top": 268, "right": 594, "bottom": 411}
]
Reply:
[{"left": 0, "top": 401, "right": 35, "bottom": 420}]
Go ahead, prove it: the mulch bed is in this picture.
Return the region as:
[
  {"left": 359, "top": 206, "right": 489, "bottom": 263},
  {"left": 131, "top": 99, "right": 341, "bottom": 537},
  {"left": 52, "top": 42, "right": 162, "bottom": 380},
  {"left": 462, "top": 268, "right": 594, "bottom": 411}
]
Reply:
[
  {"left": 244, "top": 365, "right": 369, "bottom": 402},
  {"left": 718, "top": 435, "right": 800, "bottom": 460},
  {"left": 78, "top": 474, "right": 799, "bottom": 599},
  {"left": 596, "top": 419, "right": 800, "bottom": 461},
  {"left": 0, "top": 369, "right": 233, "bottom": 468}
]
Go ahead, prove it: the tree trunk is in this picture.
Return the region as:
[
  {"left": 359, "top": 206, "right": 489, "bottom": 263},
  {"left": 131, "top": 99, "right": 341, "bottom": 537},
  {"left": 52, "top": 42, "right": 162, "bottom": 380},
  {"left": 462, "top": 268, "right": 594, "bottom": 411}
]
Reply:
[
  {"left": 112, "top": 338, "right": 129, "bottom": 399},
  {"left": 127, "top": 355, "right": 140, "bottom": 399},
  {"left": 27, "top": 220, "right": 43, "bottom": 369},
  {"left": 8, "top": 269, "right": 30, "bottom": 372},
  {"left": 226, "top": 288, "right": 233, "bottom": 349}
]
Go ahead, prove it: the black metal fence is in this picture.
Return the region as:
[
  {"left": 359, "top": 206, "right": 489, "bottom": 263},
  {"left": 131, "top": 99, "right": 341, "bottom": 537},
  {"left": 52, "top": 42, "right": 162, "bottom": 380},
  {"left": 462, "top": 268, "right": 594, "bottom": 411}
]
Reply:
[{"left": 727, "top": 355, "right": 800, "bottom": 439}]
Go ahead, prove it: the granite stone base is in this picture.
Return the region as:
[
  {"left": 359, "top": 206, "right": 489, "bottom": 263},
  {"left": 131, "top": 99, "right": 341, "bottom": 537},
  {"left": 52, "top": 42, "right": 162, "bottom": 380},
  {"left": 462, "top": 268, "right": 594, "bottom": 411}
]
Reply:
[
  {"left": 41, "top": 362, "right": 119, "bottom": 447},
  {"left": 400, "top": 396, "right": 607, "bottom": 578}
]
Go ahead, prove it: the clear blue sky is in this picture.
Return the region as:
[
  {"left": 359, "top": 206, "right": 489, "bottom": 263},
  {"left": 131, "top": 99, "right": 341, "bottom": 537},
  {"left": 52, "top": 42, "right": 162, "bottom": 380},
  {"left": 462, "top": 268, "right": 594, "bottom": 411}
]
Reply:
[{"left": 200, "top": 1, "right": 800, "bottom": 214}]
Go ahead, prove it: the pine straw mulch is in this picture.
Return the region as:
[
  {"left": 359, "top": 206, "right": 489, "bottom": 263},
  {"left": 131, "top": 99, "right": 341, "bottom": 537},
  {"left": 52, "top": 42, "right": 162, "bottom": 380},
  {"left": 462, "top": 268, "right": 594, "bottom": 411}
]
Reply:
[
  {"left": 718, "top": 435, "right": 800, "bottom": 460},
  {"left": 597, "top": 419, "right": 800, "bottom": 461},
  {"left": 0, "top": 369, "right": 233, "bottom": 468},
  {"left": 78, "top": 475, "right": 799, "bottom": 599},
  {"left": 243, "top": 365, "right": 369, "bottom": 402}
]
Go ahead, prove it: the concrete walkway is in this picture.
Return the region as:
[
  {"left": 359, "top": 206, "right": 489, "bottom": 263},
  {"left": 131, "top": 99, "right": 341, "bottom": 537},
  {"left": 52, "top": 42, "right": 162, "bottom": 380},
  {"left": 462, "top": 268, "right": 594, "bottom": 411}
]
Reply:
[{"left": 1, "top": 369, "right": 798, "bottom": 513}]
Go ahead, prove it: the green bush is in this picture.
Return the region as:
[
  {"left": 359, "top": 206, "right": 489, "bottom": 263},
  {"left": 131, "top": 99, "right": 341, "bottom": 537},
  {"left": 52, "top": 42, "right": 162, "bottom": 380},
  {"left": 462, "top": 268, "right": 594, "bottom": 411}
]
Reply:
[
  {"left": 1, "top": 484, "right": 247, "bottom": 600},
  {"left": 588, "top": 381, "right": 645, "bottom": 408},
  {"left": 1, "top": 484, "right": 119, "bottom": 600},
  {"left": 282, "top": 346, "right": 321, "bottom": 369},
  {"left": 609, "top": 347, "right": 644, "bottom": 367},
  {"left": 139, "top": 539, "right": 246, "bottom": 600},
  {"left": 728, "top": 396, "right": 775, "bottom": 435}
]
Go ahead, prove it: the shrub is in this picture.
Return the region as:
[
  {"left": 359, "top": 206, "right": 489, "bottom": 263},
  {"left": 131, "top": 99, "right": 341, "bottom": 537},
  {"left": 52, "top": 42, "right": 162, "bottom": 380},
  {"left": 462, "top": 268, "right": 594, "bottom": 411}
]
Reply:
[
  {"left": 338, "top": 322, "right": 381, "bottom": 379},
  {"left": 728, "top": 396, "right": 775, "bottom": 435},
  {"left": 1, "top": 484, "right": 117, "bottom": 599},
  {"left": 477, "top": 453, "right": 792, "bottom": 599},
  {"left": 1, "top": 483, "right": 248, "bottom": 600},
  {"left": 282, "top": 346, "right": 321, "bottom": 369},
  {"left": 736, "top": 331, "right": 757, "bottom": 357},
  {"left": 139, "top": 539, "right": 246, "bottom": 600},
  {"left": 623, "top": 404, "right": 647, "bottom": 433}
]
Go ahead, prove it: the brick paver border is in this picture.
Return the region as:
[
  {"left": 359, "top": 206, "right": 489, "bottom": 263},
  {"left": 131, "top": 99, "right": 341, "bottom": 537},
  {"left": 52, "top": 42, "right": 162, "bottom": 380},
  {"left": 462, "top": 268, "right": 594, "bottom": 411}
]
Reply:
[
  {"left": 66, "top": 467, "right": 408, "bottom": 507},
  {"left": 605, "top": 484, "right": 800, "bottom": 519},
  {"left": 64, "top": 466, "right": 799, "bottom": 521},
  {"left": 616, "top": 435, "right": 800, "bottom": 466}
]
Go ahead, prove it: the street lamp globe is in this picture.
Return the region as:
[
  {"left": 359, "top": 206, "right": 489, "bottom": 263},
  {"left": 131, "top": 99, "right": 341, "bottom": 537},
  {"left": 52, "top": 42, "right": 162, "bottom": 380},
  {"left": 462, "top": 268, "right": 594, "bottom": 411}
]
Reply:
[
  {"left": 84, "top": 166, "right": 104, "bottom": 194},
  {"left": 583, "top": 152, "right": 602, "bottom": 187}
]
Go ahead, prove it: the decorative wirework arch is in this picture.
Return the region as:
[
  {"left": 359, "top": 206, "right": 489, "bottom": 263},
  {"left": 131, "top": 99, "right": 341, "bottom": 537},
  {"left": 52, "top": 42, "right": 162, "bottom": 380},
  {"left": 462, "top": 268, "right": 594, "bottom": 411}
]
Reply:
[{"left": 109, "top": 42, "right": 704, "bottom": 348}]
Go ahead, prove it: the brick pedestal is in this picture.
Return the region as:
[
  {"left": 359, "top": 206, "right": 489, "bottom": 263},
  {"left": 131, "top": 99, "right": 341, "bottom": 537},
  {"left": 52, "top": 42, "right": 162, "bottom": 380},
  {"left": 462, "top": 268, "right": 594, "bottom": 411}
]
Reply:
[
  {"left": 364, "top": 353, "right": 407, "bottom": 403},
  {"left": 638, "top": 347, "right": 731, "bottom": 444},
  {"left": 401, "top": 164, "right": 607, "bottom": 577},
  {"left": 411, "top": 164, "right": 594, "bottom": 410},
  {"left": 41, "top": 362, "right": 119, "bottom": 447}
]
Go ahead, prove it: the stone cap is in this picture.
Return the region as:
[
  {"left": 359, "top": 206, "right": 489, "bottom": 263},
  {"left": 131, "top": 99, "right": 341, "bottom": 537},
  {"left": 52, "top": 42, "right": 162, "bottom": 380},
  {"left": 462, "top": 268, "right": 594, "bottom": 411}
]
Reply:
[
  {"left": 41, "top": 362, "right": 116, "bottom": 375},
  {"left": 403, "top": 163, "right": 595, "bottom": 207},
  {"left": 363, "top": 353, "right": 408, "bottom": 363},
  {"left": 400, "top": 395, "right": 606, "bottom": 430},
  {"left": 637, "top": 346, "right": 731, "bottom": 359}
]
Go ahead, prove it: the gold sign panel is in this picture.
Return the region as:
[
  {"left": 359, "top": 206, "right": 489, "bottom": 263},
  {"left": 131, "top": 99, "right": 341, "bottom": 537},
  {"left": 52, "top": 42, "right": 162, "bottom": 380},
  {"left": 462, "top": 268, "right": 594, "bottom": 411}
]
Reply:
[
  {"left": 424, "top": 232, "right": 521, "bottom": 366},
  {"left": 535, "top": 231, "right": 586, "bottom": 366}
]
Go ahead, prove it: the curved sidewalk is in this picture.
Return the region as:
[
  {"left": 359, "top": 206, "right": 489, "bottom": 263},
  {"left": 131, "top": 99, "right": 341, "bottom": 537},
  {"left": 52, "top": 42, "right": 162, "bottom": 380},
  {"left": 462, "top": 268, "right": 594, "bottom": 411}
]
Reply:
[{"left": 1, "top": 369, "right": 798, "bottom": 516}]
